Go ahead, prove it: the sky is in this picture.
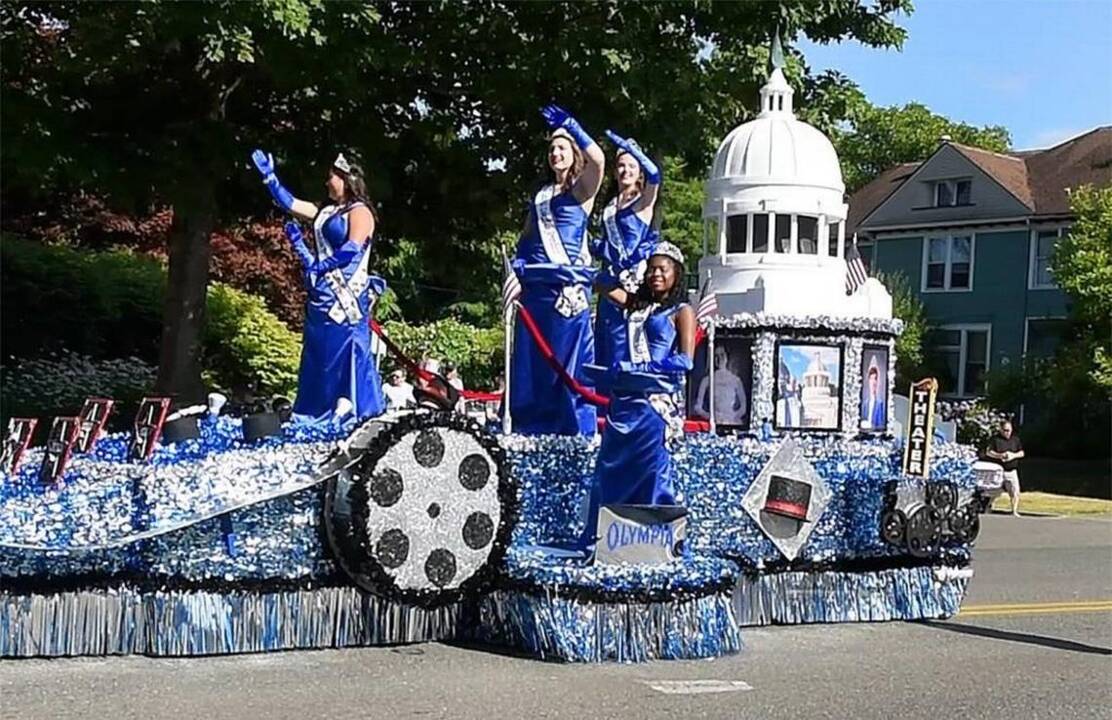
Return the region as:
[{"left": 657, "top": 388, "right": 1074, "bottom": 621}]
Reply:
[{"left": 797, "top": 0, "right": 1112, "bottom": 150}]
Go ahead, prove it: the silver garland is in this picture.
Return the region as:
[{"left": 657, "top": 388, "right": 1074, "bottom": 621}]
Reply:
[
  {"left": 733, "top": 565, "right": 970, "bottom": 626},
  {"left": 1, "top": 586, "right": 459, "bottom": 657}
]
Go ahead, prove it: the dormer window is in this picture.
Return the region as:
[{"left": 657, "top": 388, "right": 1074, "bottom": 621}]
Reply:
[{"left": 933, "top": 179, "right": 972, "bottom": 207}]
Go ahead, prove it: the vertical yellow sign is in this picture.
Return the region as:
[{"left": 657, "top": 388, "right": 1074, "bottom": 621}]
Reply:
[{"left": 902, "top": 378, "right": 938, "bottom": 478}]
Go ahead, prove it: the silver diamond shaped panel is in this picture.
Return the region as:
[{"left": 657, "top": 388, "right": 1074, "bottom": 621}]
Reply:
[{"left": 741, "top": 439, "right": 831, "bottom": 561}]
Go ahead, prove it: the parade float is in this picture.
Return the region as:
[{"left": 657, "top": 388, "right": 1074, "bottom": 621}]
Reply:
[{"left": 0, "top": 63, "right": 980, "bottom": 663}]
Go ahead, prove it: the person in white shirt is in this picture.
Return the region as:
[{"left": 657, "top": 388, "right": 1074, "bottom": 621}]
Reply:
[
  {"left": 382, "top": 369, "right": 415, "bottom": 411},
  {"left": 695, "top": 344, "right": 748, "bottom": 426}
]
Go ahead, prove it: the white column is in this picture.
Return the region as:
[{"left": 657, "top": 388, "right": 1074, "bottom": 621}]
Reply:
[
  {"left": 766, "top": 212, "right": 776, "bottom": 254},
  {"left": 818, "top": 215, "right": 829, "bottom": 258},
  {"left": 837, "top": 221, "right": 845, "bottom": 259},
  {"left": 745, "top": 214, "right": 754, "bottom": 254},
  {"left": 789, "top": 214, "right": 798, "bottom": 254}
]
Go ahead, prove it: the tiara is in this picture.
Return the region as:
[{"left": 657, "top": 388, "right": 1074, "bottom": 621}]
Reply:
[
  {"left": 549, "top": 128, "right": 574, "bottom": 144},
  {"left": 651, "top": 240, "right": 685, "bottom": 266},
  {"left": 333, "top": 153, "right": 352, "bottom": 174}
]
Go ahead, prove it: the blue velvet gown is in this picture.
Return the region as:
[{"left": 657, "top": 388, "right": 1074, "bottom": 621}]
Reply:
[
  {"left": 510, "top": 189, "right": 597, "bottom": 436},
  {"left": 580, "top": 304, "right": 685, "bottom": 549},
  {"left": 593, "top": 199, "right": 655, "bottom": 371},
  {"left": 293, "top": 203, "right": 387, "bottom": 422}
]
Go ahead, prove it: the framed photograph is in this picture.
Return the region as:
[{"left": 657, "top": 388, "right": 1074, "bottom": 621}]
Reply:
[
  {"left": 687, "top": 334, "right": 753, "bottom": 430},
  {"left": 859, "top": 345, "right": 890, "bottom": 433},
  {"left": 774, "top": 342, "right": 843, "bottom": 431}
]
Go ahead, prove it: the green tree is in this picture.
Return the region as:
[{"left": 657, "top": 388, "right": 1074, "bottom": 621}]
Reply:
[
  {"left": 2, "top": 1, "right": 913, "bottom": 399},
  {"left": 1051, "top": 184, "right": 1112, "bottom": 395},
  {"left": 875, "top": 270, "right": 928, "bottom": 388},
  {"left": 835, "top": 103, "right": 1011, "bottom": 193},
  {"left": 657, "top": 157, "right": 706, "bottom": 271}
]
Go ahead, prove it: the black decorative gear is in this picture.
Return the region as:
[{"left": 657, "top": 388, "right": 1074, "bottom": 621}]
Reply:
[
  {"left": 905, "top": 505, "right": 943, "bottom": 558},
  {"left": 323, "top": 411, "right": 516, "bottom": 609},
  {"left": 880, "top": 509, "right": 907, "bottom": 546}
]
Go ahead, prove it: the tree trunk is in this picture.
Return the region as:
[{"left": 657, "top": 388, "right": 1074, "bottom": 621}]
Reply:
[{"left": 155, "top": 186, "right": 215, "bottom": 404}]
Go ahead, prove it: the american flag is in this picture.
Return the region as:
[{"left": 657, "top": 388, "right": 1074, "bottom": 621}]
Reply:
[
  {"left": 696, "top": 277, "right": 718, "bottom": 326},
  {"left": 845, "top": 235, "right": 868, "bottom": 295},
  {"left": 501, "top": 250, "right": 521, "bottom": 318}
]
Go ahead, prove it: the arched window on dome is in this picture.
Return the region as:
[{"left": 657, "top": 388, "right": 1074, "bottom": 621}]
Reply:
[
  {"left": 798, "top": 216, "right": 819, "bottom": 254},
  {"left": 774, "top": 215, "right": 791, "bottom": 253},
  {"left": 726, "top": 215, "right": 749, "bottom": 253},
  {"left": 827, "top": 221, "right": 841, "bottom": 257},
  {"left": 752, "top": 214, "right": 769, "bottom": 253}
]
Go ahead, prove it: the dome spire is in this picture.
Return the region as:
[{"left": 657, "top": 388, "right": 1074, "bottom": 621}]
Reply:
[{"left": 759, "top": 31, "right": 794, "bottom": 117}]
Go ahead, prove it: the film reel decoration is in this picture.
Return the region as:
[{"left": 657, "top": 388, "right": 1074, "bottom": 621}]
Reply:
[
  {"left": 881, "top": 480, "right": 980, "bottom": 556},
  {"left": 324, "top": 411, "right": 516, "bottom": 608}
]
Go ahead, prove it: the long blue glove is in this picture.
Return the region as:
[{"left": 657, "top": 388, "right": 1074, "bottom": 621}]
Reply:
[
  {"left": 252, "top": 149, "right": 296, "bottom": 212},
  {"left": 284, "top": 222, "right": 362, "bottom": 280},
  {"left": 605, "top": 130, "right": 661, "bottom": 184},
  {"left": 540, "top": 104, "right": 596, "bottom": 151},
  {"left": 619, "top": 352, "right": 693, "bottom": 376}
]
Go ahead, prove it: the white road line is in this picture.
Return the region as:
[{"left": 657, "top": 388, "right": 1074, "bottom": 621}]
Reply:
[{"left": 643, "top": 680, "right": 753, "bottom": 695}]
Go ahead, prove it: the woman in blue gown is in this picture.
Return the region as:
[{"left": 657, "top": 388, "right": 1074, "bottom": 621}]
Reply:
[
  {"left": 593, "top": 131, "right": 662, "bottom": 372},
  {"left": 581, "top": 241, "right": 696, "bottom": 551},
  {"left": 250, "top": 150, "right": 387, "bottom": 422},
  {"left": 510, "top": 105, "right": 606, "bottom": 436}
]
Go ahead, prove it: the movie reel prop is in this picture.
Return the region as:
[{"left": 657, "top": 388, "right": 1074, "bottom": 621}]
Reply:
[
  {"left": 881, "top": 481, "right": 980, "bottom": 557},
  {"left": 324, "top": 411, "right": 515, "bottom": 608}
]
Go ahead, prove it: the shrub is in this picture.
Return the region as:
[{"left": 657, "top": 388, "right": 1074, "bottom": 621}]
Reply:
[
  {"left": 0, "top": 351, "right": 157, "bottom": 426},
  {"left": 202, "top": 283, "right": 301, "bottom": 397},
  {"left": 935, "top": 398, "right": 1010, "bottom": 450},
  {"left": 381, "top": 318, "right": 504, "bottom": 390},
  {"left": 1, "top": 235, "right": 301, "bottom": 399},
  {"left": 1, "top": 234, "right": 165, "bottom": 361}
]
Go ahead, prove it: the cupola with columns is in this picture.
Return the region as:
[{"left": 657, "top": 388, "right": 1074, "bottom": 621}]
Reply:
[{"left": 698, "top": 37, "right": 891, "bottom": 319}]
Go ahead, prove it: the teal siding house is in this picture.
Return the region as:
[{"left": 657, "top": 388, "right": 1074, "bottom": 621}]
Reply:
[{"left": 848, "top": 128, "right": 1111, "bottom": 398}]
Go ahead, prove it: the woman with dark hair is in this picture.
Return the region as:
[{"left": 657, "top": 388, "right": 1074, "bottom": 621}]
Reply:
[
  {"left": 510, "top": 104, "right": 605, "bottom": 436},
  {"left": 579, "top": 240, "right": 695, "bottom": 551},
  {"left": 250, "top": 149, "right": 386, "bottom": 422},
  {"left": 593, "top": 130, "right": 661, "bottom": 372}
]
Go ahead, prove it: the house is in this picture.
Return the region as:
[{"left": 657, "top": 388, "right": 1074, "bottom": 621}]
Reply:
[{"left": 847, "top": 127, "right": 1112, "bottom": 398}]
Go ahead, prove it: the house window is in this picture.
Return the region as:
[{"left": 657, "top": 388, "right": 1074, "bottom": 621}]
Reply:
[
  {"left": 1029, "top": 227, "right": 1066, "bottom": 289},
  {"left": 1024, "top": 318, "right": 1068, "bottom": 360},
  {"left": 928, "top": 325, "right": 991, "bottom": 397},
  {"left": 923, "top": 234, "right": 973, "bottom": 291},
  {"left": 933, "top": 179, "right": 972, "bottom": 207}
]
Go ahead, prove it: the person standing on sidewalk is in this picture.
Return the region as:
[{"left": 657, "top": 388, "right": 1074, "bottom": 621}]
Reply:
[{"left": 983, "top": 419, "right": 1025, "bottom": 516}]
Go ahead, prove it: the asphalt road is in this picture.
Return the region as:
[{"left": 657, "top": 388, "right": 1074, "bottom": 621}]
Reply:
[{"left": 2, "top": 514, "right": 1110, "bottom": 720}]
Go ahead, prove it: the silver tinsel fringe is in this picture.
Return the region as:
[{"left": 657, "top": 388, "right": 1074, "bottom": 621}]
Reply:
[
  {"left": 732, "top": 566, "right": 971, "bottom": 626},
  {"left": 473, "top": 590, "right": 742, "bottom": 663},
  {"left": 1, "top": 586, "right": 459, "bottom": 657}
]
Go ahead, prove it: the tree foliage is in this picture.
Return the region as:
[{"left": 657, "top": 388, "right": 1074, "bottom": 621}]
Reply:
[
  {"left": 1051, "top": 185, "right": 1112, "bottom": 395},
  {"left": 874, "top": 270, "right": 928, "bottom": 388},
  {"left": 834, "top": 102, "right": 1011, "bottom": 193},
  {"left": 1, "top": 1, "right": 914, "bottom": 397}
]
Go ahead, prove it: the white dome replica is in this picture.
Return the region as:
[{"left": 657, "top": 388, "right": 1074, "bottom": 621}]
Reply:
[{"left": 698, "top": 55, "right": 891, "bottom": 319}]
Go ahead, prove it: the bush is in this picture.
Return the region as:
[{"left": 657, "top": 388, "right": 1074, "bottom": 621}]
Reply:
[
  {"left": 0, "top": 351, "right": 157, "bottom": 426},
  {"left": 202, "top": 283, "right": 301, "bottom": 397},
  {"left": 1, "top": 234, "right": 165, "bottom": 361},
  {"left": 935, "top": 398, "right": 1010, "bottom": 450},
  {"left": 875, "top": 270, "right": 927, "bottom": 388},
  {"left": 1, "top": 235, "right": 301, "bottom": 399},
  {"left": 381, "top": 318, "right": 504, "bottom": 390}
]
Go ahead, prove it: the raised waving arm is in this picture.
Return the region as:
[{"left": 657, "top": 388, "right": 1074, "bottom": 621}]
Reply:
[
  {"left": 540, "top": 104, "right": 605, "bottom": 206},
  {"left": 251, "top": 149, "right": 319, "bottom": 220}
]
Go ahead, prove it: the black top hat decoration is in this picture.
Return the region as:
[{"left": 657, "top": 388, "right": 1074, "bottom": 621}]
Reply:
[{"left": 763, "top": 474, "right": 812, "bottom": 521}]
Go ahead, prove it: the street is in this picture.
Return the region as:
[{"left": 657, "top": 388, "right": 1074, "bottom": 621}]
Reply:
[{"left": 2, "top": 514, "right": 1110, "bottom": 720}]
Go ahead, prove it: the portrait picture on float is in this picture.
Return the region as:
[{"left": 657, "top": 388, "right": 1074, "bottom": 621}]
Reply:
[
  {"left": 774, "top": 342, "right": 842, "bottom": 430},
  {"left": 859, "top": 345, "right": 889, "bottom": 432},
  {"left": 688, "top": 334, "right": 753, "bottom": 430}
]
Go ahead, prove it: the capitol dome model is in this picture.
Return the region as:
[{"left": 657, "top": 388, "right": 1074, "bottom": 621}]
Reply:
[{"left": 699, "top": 54, "right": 891, "bottom": 319}]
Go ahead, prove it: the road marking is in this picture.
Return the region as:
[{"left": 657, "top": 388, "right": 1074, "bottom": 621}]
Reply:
[
  {"left": 644, "top": 680, "right": 753, "bottom": 695},
  {"left": 959, "top": 600, "right": 1112, "bottom": 617}
]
